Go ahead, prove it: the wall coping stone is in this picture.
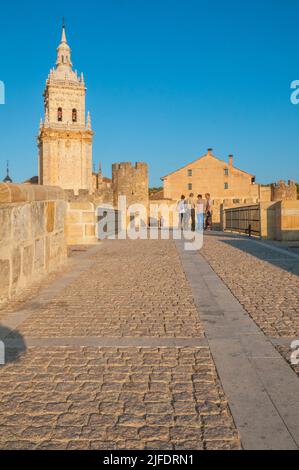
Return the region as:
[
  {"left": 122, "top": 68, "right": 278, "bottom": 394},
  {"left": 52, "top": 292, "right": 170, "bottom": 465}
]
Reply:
[{"left": 0, "top": 183, "right": 65, "bottom": 204}]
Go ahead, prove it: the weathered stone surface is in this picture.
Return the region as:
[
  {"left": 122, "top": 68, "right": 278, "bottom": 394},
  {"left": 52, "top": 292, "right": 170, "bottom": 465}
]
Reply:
[
  {"left": 0, "top": 208, "right": 11, "bottom": 242},
  {"left": 12, "top": 247, "right": 21, "bottom": 287},
  {"left": 12, "top": 204, "right": 30, "bottom": 242},
  {"left": 46, "top": 202, "right": 55, "bottom": 233},
  {"left": 31, "top": 202, "right": 45, "bottom": 237},
  {"left": 0, "top": 259, "right": 10, "bottom": 300},
  {"left": 0, "top": 239, "right": 240, "bottom": 450},
  {"left": 34, "top": 238, "right": 45, "bottom": 272}
]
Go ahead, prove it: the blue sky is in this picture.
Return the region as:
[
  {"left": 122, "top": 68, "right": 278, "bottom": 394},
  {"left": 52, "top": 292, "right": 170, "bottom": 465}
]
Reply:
[{"left": 0, "top": 0, "right": 298, "bottom": 186}]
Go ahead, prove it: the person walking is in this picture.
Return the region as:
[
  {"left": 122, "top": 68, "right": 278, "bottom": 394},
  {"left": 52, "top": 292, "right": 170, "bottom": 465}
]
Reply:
[
  {"left": 196, "top": 194, "right": 204, "bottom": 231},
  {"left": 177, "top": 195, "right": 186, "bottom": 229},
  {"left": 205, "top": 193, "right": 213, "bottom": 230},
  {"left": 186, "top": 193, "right": 196, "bottom": 231}
]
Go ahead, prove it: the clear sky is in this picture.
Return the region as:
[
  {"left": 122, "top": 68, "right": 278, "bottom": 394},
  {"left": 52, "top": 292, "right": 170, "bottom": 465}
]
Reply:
[{"left": 0, "top": 0, "right": 298, "bottom": 186}]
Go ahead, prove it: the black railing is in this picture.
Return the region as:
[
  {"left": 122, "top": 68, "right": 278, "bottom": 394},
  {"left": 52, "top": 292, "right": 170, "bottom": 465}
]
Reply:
[{"left": 224, "top": 204, "right": 260, "bottom": 236}]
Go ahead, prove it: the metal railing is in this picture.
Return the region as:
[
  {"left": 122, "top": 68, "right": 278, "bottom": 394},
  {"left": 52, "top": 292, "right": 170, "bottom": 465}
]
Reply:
[{"left": 224, "top": 204, "right": 261, "bottom": 236}]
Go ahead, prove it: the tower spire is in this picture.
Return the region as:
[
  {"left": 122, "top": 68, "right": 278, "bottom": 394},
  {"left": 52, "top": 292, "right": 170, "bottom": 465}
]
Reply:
[
  {"left": 3, "top": 160, "right": 12, "bottom": 183},
  {"left": 86, "top": 111, "right": 92, "bottom": 130},
  {"left": 56, "top": 19, "right": 72, "bottom": 70},
  {"left": 61, "top": 17, "right": 67, "bottom": 43}
]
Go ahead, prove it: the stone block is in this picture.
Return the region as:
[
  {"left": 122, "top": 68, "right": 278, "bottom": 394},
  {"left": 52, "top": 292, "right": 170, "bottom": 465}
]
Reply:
[
  {"left": 31, "top": 202, "right": 45, "bottom": 237},
  {"left": 0, "top": 207, "right": 11, "bottom": 242},
  {"left": 9, "top": 185, "right": 29, "bottom": 203},
  {"left": 85, "top": 224, "right": 95, "bottom": 237},
  {"left": 55, "top": 200, "right": 66, "bottom": 231},
  {"left": 66, "top": 225, "right": 84, "bottom": 241},
  {"left": 23, "top": 244, "right": 34, "bottom": 278},
  {"left": 34, "top": 238, "right": 45, "bottom": 272},
  {"left": 0, "top": 258, "right": 10, "bottom": 301},
  {"left": 12, "top": 247, "right": 21, "bottom": 286},
  {"left": 68, "top": 201, "right": 93, "bottom": 210},
  {"left": 82, "top": 211, "right": 95, "bottom": 223},
  {"left": 32, "top": 185, "right": 50, "bottom": 202},
  {"left": 46, "top": 202, "right": 55, "bottom": 233},
  {"left": 67, "top": 211, "right": 82, "bottom": 224},
  {"left": 12, "top": 204, "right": 30, "bottom": 242},
  {"left": 0, "top": 183, "right": 11, "bottom": 203},
  {"left": 50, "top": 231, "right": 65, "bottom": 261}
]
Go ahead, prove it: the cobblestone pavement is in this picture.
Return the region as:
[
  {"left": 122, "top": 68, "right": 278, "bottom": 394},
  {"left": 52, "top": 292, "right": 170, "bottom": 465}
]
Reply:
[
  {"left": 0, "top": 239, "right": 240, "bottom": 450},
  {"left": 201, "top": 233, "right": 299, "bottom": 374}
]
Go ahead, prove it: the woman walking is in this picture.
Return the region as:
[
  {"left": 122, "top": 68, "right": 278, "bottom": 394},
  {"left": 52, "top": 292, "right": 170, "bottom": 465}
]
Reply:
[
  {"left": 205, "top": 193, "right": 213, "bottom": 230},
  {"left": 186, "top": 193, "right": 196, "bottom": 231},
  {"left": 196, "top": 194, "right": 204, "bottom": 231}
]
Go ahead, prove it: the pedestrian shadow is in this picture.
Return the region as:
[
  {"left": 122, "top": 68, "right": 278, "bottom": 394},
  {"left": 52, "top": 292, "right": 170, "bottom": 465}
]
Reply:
[
  {"left": 213, "top": 234, "right": 299, "bottom": 276},
  {"left": 0, "top": 325, "right": 27, "bottom": 365}
]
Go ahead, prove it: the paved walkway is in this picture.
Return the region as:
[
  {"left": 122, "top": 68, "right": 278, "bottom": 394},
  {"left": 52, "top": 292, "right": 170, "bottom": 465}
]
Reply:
[
  {"left": 0, "top": 234, "right": 298, "bottom": 450},
  {"left": 0, "top": 239, "right": 239, "bottom": 450},
  {"left": 200, "top": 232, "right": 299, "bottom": 375}
]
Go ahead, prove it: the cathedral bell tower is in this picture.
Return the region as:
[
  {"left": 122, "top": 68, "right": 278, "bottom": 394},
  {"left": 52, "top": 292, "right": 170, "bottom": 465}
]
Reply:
[{"left": 38, "top": 23, "right": 93, "bottom": 194}]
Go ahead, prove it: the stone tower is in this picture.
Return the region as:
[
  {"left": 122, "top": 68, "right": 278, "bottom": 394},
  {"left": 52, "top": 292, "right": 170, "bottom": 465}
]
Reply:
[
  {"left": 112, "top": 162, "right": 148, "bottom": 208},
  {"left": 38, "top": 24, "right": 93, "bottom": 194}
]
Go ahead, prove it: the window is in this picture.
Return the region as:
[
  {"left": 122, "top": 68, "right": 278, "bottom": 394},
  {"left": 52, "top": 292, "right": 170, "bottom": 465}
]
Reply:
[
  {"left": 224, "top": 182, "right": 229, "bottom": 189},
  {"left": 224, "top": 168, "right": 229, "bottom": 176},
  {"left": 188, "top": 169, "right": 192, "bottom": 177},
  {"left": 72, "top": 108, "right": 77, "bottom": 123},
  {"left": 188, "top": 183, "right": 192, "bottom": 190},
  {"left": 233, "top": 199, "right": 240, "bottom": 204},
  {"left": 57, "top": 107, "right": 63, "bottom": 122}
]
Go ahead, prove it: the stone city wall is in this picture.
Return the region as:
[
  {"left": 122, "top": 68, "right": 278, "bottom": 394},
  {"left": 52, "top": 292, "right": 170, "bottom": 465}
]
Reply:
[
  {"left": 271, "top": 180, "right": 297, "bottom": 202},
  {"left": 222, "top": 200, "right": 299, "bottom": 241},
  {"left": 0, "top": 183, "right": 67, "bottom": 303},
  {"left": 65, "top": 200, "right": 98, "bottom": 245}
]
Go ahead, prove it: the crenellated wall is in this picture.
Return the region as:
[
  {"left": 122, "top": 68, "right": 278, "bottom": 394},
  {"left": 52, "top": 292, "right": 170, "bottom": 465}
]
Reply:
[
  {"left": 0, "top": 183, "right": 67, "bottom": 303},
  {"left": 112, "top": 162, "right": 148, "bottom": 208},
  {"left": 271, "top": 180, "right": 297, "bottom": 201}
]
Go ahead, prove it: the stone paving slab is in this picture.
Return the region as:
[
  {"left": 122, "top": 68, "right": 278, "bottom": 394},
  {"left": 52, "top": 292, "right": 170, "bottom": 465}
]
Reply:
[
  {"left": 200, "top": 233, "right": 299, "bottom": 363},
  {"left": 0, "top": 346, "right": 239, "bottom": 450},
  {"left": 176, "top": 239, "right": 299, "bottom": 450},
  {"left": 0, "top": 239, "right": 240, "bottom": 450}
]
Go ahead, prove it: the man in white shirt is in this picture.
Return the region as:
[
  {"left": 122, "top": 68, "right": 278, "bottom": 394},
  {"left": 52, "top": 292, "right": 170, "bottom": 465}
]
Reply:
[{"left": 177, "top": 195, "right": 186, "bottom": 229}]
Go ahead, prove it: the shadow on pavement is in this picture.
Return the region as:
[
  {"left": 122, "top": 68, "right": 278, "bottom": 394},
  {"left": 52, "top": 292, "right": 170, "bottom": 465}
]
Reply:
[
  {"left": 211, "top": 233, "right": 299, "bottom": 276},
  {"left": 0, "top": 325, "right": 27, "bottom": 364}
]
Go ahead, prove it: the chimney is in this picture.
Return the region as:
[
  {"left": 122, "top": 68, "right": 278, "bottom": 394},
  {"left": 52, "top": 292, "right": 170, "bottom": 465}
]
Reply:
[
  {"left": 207, "top": 148, "right": 213, "bottom": 155},
  {"left": 228, "top": 154, "right": 233, "bottom": 167}
]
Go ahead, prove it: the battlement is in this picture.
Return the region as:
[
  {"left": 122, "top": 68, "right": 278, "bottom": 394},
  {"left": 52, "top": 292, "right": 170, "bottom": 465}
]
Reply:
[
  {"left": 112, "top": 162, "right": 148, "bottom": 173},
  {"left": 271, "top": 180, "right": 297, "bottom": 201},
  {"left": 112, "top": 161, "right": 149, "bottom": 207}
]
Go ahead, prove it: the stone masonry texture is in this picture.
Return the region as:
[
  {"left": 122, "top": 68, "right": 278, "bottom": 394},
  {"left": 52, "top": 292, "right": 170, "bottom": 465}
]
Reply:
[
  {"left": 0, "top": 238, "right": 240, "bottom": 450},
  {"left": 201, "top": 233, "right": 299, "bottom": 374}
]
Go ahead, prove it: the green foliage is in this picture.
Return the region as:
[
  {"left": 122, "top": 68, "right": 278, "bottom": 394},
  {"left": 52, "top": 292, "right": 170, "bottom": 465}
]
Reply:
[{"left": 149, "top": 186, "right": 163, "bottom": 195}]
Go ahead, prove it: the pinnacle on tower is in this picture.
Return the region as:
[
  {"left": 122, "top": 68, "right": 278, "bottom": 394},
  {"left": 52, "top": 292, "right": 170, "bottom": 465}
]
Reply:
[
  {"left": 56, "top": 20, "right": 72, "bottom": 70},
  {"left": 3, "top": 160, "right": 12, "bottom": 183},
  {"left": 87, "top": 111, "right": 91, "bottom": 130},
  {"left": 61, "top": 17, "right": 67, "bottom": 43}
]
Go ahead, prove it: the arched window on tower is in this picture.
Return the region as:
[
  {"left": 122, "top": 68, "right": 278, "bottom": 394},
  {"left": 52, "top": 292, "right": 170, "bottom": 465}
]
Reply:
[
  {"left": 62, "top": 55, "right": 64, "bottom": 63},
  {"left": 72, "top": 108, "right": 77, "bottom": 123},
  {"left": 58, "top": 107, "right": 63, "bottom": 122}
]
